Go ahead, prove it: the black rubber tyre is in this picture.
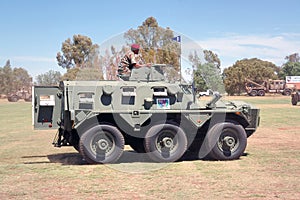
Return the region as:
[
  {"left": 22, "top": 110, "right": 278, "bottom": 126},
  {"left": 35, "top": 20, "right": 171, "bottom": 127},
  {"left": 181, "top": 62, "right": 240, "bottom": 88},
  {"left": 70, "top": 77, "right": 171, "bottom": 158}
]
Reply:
[
  {"left": 79, "top": 124, "right": 124, "bottom": 164},
  {"left": 144, "top": 123, "right": 187, "bottom": 162},
  {"left": 8, "top": 95, "right": 19, "bottom": 102},
  {"left": 206, "top": 122, "right": 247, "bottom": 160},
  {"left": 283, "top": 89, "right": 292, "bottom": 96},
  {"left": 291, "top": 94, "right": 298, "bottom": 106},
  {"left": 257, "top": 90, "right": 265, "bottom": 96},
  {"left": 249, "top": 90, "right": 257, "bottom": 96}
]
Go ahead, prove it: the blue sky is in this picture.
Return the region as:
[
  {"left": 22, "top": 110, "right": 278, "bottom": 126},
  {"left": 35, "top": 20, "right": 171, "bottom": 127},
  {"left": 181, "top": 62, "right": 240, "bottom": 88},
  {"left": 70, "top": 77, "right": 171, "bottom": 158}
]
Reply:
[{"left": 1, "top": 0, "right": 300, "bottom": 80}]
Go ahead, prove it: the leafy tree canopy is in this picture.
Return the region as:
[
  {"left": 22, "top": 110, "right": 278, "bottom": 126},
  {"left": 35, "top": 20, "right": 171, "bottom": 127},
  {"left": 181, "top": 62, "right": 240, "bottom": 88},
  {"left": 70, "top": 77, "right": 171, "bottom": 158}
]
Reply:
[
  {"left": 278, "top": 53, "right": 300, "bottom": 79},
  {"left": 56, "top": 34, "right": 99, "bottom": 69},
  {"left": 124, "top": 17, "right": 180, "bottom": 71},
  {"left": 57, "top": 35, "right": 103, "bottom": 80},
  {"left": 35, "top": 70, "right": 62, "bottom": 86},
  {"left": 189, "top": 50, "right": 223, "bottom": 92},
  {"left": 0, "top": 60, "right": 32, "bottom": 95}
]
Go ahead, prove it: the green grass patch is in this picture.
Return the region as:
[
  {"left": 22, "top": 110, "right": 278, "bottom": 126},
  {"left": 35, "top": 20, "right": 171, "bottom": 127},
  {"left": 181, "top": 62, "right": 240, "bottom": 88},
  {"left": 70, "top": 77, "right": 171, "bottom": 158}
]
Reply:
[
  {"left": 224, "top": 96, "right": 291, "bottom": 105},
  {"left": 0, "top": 98, "right": 299, "bottom": 199}
]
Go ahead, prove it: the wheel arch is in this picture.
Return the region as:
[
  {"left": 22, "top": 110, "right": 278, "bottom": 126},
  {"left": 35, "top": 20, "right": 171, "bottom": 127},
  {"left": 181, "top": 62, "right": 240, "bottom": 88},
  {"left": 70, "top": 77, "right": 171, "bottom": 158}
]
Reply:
[{"left": 75, "top": 113, "right": 117, "bottom": 137}]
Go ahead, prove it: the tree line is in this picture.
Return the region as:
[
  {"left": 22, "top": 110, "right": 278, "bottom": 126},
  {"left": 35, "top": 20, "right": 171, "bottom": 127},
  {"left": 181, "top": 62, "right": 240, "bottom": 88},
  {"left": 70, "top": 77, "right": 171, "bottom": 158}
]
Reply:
[
  {"left": 0, "top": 60, "right": 32, "bottom": 96},
  {"left": 1, "top": 17, "right": 300, "bottom": 96}
]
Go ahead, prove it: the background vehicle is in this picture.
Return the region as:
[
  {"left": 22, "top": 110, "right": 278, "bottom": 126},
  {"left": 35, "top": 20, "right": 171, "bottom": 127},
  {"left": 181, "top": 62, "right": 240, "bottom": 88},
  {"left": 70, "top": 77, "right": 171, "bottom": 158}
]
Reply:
[
  {"left": 33, "top": 65, "right": 260, "bottom": 164},
  {"left": 8, "top": 88, "right": 32, "bottom": 102},
  {"left": 245, "top": 78, "right": 295, "bottom": 96}
]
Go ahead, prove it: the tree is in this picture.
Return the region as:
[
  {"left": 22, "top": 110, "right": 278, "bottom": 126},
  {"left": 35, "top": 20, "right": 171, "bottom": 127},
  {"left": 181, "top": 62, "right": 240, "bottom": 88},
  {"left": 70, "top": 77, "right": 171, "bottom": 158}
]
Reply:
[
  {"left": 99, "top": 46, "right": 125, "bottom": 80},
  {"left": 278, "top": 53, "right": 300, "bottom": 79},
  {"left": 189, "top": 50, "right": 223, "bottom": 92},
  {"left": 285, "top": 53, "right": 300, "bottom": 63},
  {"left": 124, "top": 17, "right": 180, "bottom": 73},
  {"left": 56, "top": 34, "right": 99, "bottom": 69},
  {"left": 0, "top": 60, "right": 13, "bottom": 95},
  {"left": 223, "top": 58, "right": 278, "bottom": 95},
  {"left": 203, "top": 50, "right": 221, "bottom": 69},
  {"left": 35, "top": 70, "right": 62, "bottom": 86},
  {"left": 57, "top": 34, "right": 103, "bottom": 80},
  {"left": 12, "top": 67, "right": 32, "bottom": 92},
  {"left": 0, "top": 60, "right": 32, "bottom": 95}
]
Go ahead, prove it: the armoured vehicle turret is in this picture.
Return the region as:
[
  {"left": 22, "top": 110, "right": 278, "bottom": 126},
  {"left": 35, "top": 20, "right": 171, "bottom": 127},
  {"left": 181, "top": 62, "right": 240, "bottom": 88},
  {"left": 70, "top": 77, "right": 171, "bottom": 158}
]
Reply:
[{"left": 32, "top": 65, "right": 260, "bottom": 164}]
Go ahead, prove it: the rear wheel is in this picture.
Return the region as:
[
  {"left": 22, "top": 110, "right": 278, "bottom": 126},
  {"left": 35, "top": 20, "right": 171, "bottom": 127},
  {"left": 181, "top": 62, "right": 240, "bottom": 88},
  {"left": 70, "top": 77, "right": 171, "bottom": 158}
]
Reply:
[
  {"left": 8, "top": 95, "right": 19, "bottom": 102},
  {"left": 249, "top": 90, "right": 257, "bottom": 96},
  {"left": 79, "top": 124, "right": 124, "bottom": 164},
  {"left": 283, "top": 89, "right": 292, "bottom": 96},
  {"left": 205, "top": 122, "right": 247, "bottom": 160},
  {"left": 257, "top": 90, "right": 265, "bottom": 96},
  {"left": 144, "top": 123, "right": 187, "bottom": 162}
]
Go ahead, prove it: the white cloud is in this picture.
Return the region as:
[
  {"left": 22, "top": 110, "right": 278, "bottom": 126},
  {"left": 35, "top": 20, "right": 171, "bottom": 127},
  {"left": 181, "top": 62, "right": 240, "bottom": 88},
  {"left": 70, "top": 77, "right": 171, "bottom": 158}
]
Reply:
[
  {"left": 198, "top": 33, "right": 300, "bottom": 69},
  {"left": 12, "top": 56, "right": 55, "bottom": 63}
]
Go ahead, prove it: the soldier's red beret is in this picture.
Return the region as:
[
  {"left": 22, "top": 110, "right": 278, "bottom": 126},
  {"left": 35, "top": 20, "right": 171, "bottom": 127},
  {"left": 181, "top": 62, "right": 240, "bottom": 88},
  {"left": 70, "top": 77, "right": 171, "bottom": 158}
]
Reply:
[{"left": 131, "top": 44, "right": 140, "bottom": 50}]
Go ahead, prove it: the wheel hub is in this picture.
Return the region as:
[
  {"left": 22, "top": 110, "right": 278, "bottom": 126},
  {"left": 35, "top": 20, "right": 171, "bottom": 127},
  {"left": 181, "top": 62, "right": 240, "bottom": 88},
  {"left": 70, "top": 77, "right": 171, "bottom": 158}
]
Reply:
[
  {"left": 161, "top": 137, "right": 173, "bottom": 148},
  {"left": 97, "top": 139, "right": 109, "bottom": 150},
  {"left": 223, "top": 136, "right": 236, "bottom": 148}
]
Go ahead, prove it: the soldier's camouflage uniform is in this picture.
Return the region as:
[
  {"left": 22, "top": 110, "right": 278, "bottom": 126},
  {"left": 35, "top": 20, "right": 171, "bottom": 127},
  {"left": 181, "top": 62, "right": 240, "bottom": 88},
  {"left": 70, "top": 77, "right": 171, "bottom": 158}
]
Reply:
[{"left": 119, "top": 51, "right": 144, "bottom": 76}]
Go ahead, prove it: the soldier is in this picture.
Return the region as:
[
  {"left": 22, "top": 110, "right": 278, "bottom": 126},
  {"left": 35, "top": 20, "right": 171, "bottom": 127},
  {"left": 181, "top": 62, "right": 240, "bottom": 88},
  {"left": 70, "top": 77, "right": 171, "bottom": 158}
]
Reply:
[{"left": 119, "top": 44, "right": 151, "bottom": 76}]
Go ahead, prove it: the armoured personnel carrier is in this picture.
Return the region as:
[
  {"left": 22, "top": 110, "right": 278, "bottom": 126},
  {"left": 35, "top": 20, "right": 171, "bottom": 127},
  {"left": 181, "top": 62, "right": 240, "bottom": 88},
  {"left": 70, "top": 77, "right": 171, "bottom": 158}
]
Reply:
[{"left": 32, "top": 65, "right": 260, "bottom": 164}]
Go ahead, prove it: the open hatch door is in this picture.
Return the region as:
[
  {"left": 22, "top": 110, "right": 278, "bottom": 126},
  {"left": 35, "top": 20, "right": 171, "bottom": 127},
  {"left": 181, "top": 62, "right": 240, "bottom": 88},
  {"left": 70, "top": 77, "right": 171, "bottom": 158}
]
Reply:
[{"left": 32, "top": 86, "right": 62, "bottom": 129}]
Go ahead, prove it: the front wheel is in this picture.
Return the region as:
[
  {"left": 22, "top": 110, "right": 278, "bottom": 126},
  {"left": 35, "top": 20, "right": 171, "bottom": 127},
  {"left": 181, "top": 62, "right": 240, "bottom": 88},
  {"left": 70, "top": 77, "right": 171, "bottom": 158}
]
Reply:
[
  {"left": 206, "top": 122, "right": 247, "bottom": 160},
  {"left": 144, "top": 123, "right": 187, "bottom": 162},
  {"left": 283, "top": 89, "right": 292, "bottom": 96},
  {"left": 79, "top": 124, "right": 124, "bottom": 164},
  {"left": 291, "top": 93, "right": 299, "bottom": 106}
]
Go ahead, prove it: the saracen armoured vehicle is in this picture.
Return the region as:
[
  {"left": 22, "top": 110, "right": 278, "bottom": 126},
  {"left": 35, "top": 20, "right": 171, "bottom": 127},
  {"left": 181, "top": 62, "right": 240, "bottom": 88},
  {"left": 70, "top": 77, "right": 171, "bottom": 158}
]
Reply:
[{"left": 32, "top": 65, "right": 260, "bottom": 164}]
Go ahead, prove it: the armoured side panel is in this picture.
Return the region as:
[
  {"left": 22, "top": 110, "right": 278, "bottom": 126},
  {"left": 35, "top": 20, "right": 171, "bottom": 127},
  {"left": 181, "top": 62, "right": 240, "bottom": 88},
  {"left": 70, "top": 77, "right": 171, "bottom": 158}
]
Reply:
[{"left": 32, "top": 86, "right": 61, "bottom": 129}]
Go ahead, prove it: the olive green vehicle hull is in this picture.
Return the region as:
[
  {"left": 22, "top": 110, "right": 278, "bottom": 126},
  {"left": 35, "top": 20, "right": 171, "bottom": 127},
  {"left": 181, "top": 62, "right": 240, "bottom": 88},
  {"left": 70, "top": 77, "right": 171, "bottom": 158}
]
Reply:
[{"left": 33, "top": 67, "right": 260, "bottom": 164}]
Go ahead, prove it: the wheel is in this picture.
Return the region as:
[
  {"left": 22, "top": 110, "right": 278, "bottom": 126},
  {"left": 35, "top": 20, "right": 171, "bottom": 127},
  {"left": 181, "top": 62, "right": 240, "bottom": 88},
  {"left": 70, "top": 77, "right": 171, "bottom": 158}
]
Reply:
[
  {"left": 79, "top": 124, "right": 124, "bottom": 164},
  {"left": 283, "top": 89, "right": 292, "bottom": 96},
  {"left": 249, "top": 90, "right": 257, "bottom": 96},
  {"left": 257, "top": 90, "right": 265, "bottom": 96},
  {"left": 144, "top": 123, "right": 187, "bottom": 162},
  {"left": 8, "top": 95, "right": 19, "bottom": 102},
  {"left": 291, "top": 94, "right": 298, "bottom": 106},
  {"left": 205, "top": 122, "right": 247, "bottom": 160}
]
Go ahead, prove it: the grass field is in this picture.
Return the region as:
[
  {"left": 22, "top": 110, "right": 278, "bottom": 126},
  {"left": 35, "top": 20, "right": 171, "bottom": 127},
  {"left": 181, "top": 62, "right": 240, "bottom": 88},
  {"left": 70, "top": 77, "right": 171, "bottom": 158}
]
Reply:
[{"left": 0, "top": 95, "right": 299, "bottom": 200}]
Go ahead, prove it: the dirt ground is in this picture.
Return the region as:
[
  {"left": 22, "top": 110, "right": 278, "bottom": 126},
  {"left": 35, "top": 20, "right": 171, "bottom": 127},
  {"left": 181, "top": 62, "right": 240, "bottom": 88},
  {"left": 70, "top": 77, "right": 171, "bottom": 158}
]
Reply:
[{"left": 0, "top": 96, "right": 299, "bottom": 200}]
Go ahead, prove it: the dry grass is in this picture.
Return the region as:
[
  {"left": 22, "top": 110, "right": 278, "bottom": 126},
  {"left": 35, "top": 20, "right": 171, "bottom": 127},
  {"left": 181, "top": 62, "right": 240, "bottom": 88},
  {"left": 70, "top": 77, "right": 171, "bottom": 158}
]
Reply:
[{"left": 0, "top": 96, "right": 299, "bottom": 200}]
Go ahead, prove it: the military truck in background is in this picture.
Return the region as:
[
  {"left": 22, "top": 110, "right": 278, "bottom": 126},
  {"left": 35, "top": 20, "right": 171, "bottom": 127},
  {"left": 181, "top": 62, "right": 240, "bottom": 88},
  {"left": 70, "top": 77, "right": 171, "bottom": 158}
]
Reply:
[
  {"left": 32, "top": 65, "right": 260, "bottom": 164},
  {"left": 245, "top": 78, "right": 295, "bottom": 96},
  {"left": 8, "top": 88, "right": 32, "bottom": 102}
]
